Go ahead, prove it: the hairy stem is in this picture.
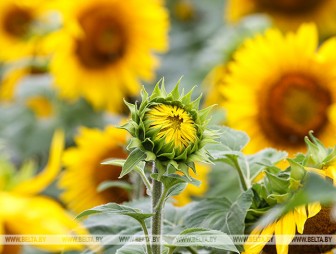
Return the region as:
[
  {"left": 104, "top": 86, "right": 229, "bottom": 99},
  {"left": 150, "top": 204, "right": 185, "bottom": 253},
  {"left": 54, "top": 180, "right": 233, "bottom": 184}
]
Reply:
[{"left": 151, "top": 162, "right": 163, "bottom": 254}]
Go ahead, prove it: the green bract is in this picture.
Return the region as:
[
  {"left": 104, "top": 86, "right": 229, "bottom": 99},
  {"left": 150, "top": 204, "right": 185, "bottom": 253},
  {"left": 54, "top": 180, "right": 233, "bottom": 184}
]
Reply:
[{"left": 121, "top": 79, "right": 217, "bottom": 176}]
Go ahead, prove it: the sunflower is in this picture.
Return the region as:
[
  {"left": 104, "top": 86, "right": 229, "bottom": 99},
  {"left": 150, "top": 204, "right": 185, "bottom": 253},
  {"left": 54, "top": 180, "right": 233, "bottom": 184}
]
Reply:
[
  {"left": 173, "top": 163, "right": 209, "bottom": 206},
  {"left": 244, "top": 134, "right": 336, "bottom": 254},
  {"left": 51, "top": 0, "right": 169, "bottom": 113},
  {"left": 225, "top": 0, "right": 336, "bottom": 38},
  {"left": 0, "top": 0, "right": 55, "bottom": 61},
  {"left": 222, "top": 23, "right": 336, "bottom": 155},
  {"left": 243, "top": 203, "right": 322, "bottom": 254},
  {"left": 0, "top": 130, "right": 87, "bottom": 254},
  {"left": 202, "top": 64, "right": 227, "bottom": 107},
  {"left": 59, "top": 126, "right": 131, "bottom": 214}
]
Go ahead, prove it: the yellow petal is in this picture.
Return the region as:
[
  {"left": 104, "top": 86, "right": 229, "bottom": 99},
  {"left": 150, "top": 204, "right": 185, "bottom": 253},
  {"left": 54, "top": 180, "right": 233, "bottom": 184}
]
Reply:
[
  {"left": 325, "top": 166, "right": 336, "bottom": 185},
  {"left": 307, "top": 202, "right": 321, "bottom": 218},
  {"left": 293, "top": 206, "right": 307, "bottom": 234},
  {"left": 243, "top": 223, "right": 275, "bottom": 254},
  {"left": 12, "top": 130, "right": 64, "bottom": 195},
  {"left": 1, "top": 193, "right": 88, "bottom": 252},
  {"left": 275, "top": 211, "right": 296, "bottom": 254},
  {"left": 304, "top": 167, "right": 326, "bottom": 178}
]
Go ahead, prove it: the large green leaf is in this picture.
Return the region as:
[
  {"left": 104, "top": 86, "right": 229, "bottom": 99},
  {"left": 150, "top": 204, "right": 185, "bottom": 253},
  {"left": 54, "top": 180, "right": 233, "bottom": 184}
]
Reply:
[
  {"left": 206, "top": 126, "right": 249, "bottom": 156},
  {"left": 115, "top": 244, "right": 147, "bottom": 254},
  {"left": 170, "top": 228, "right": 238, "bottom": 253},
  {"left": 76, "top": 203, "right": 154, "bottom": 223}
]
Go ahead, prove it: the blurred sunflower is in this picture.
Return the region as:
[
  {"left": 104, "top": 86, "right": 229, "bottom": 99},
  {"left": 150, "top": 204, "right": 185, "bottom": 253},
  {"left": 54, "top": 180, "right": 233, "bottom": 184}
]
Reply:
[
  {"left": 51, "top": 0, "right": 169, "bottom": 113},
  {"left": 0, "top": 0, "right": 55, "bottom": 61},
  {"left": 225, "top": 0, "right": 336, "bottom": 38},
  {"left": 0, "top": 66, "right": 54, "bottom": 118},
  {"left": 0, "top": 130, "right": 87, "bottom": 254},
  {"left": 173, "top": 164, "right": 209, "bottom": 206},
  {"left": 59, "top": 126, "right": 130, "bottom": 214},
  {"left": 244, "top": 135, "right": 336, "bottom": 254},
  {"left": 202, "top": 64, "right": 227, "bottom": 107},
  {"left": 222, "top": 23, "right": 336, "bottom": 155}
]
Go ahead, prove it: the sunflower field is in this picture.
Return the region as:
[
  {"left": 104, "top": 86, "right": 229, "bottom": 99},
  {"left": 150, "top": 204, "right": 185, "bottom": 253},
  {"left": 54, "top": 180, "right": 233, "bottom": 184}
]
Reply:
[{"left": 2, "top": 1, "right": 336, "bottom": 254}]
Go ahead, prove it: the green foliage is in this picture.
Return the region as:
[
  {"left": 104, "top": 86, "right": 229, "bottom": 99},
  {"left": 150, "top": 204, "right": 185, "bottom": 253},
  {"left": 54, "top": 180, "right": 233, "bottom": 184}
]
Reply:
[
  {"left": 76, "top": 203, "right": 154, "bottom": 223},
  {"left": 169, "top": 228, "right": 238, "bottom": 253}
]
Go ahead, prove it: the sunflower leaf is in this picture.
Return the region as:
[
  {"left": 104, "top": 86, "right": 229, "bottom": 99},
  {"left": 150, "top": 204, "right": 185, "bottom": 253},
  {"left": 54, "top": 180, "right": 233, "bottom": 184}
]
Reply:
[
  {"left": 76, "top": 203, "right": 154, "bottom": 223},
  {"left": 116, "top": 243, "right": 148, "bottom": 254},
  {"left": 97, "top": 181, "right": 133, "bottom": 192},
  {"left": 168, "top": 228, "right": 238, "bottom": 252},
  {"left": 121, "top": 148, "right": 147, "bottom": 178}
]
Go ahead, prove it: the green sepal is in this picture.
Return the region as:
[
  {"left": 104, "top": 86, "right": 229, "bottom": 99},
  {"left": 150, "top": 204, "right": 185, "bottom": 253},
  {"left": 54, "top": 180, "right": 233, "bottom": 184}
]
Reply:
[{"left": 264, "top": 170, "right": 289, "bottom": 194}]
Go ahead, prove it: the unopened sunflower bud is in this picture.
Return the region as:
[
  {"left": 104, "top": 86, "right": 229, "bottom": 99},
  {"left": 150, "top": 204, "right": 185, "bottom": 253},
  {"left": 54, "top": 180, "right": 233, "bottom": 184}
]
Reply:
[{"left": 122, "top": 79, "right": 216, "bottom": 176}]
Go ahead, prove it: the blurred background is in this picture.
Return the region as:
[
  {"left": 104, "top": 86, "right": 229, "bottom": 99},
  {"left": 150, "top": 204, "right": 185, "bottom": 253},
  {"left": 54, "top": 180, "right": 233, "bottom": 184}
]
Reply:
[{"left": 1, "top": 0, "right": 336, "bottom": 253}]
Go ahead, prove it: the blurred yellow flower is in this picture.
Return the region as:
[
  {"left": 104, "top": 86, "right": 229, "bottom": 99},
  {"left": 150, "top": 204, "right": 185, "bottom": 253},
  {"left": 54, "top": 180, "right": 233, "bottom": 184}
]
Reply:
[
  {"left": 25, "top": 95, "right": 54, "bottom": 118},
  {"left": 59, "top": 126, "right": 130, "bottom": 214},
  {"left": 225, "top": 0, "right": 336, "bottom": 38},
  {"left": 203, "top": 64, "right": 227, "bottom": 107},
  {"left": 173, "top": 164, "right": 209, "bottom": 206},
  {"left": 243, "top": 203, "right": 321, "bottom": 254},
  {"left": 244, "top": 162, "right": 336, "bottom": 254},
  {"left": 0, "top": 130, "right": 87, "bottom": 253},
  {"left": 0, "top": 66, "right": 54, "bottom": 118},
  {"left": 222, "top": 23, "right": 336, "bottom": 155},
  {"left": 0, "top": 0, "right": 56, "bottom": 61},
  {"left": 51, "top": 0, "right": 169, "bottom": 113}
]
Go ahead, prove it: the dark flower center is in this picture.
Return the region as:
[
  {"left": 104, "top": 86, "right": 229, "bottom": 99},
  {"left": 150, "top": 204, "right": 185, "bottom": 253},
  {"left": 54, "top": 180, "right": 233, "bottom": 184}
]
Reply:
[
  {"left": 259, "top": 73, "right": 332, "bottom": 146},
  {"left": 75, "top": 6, "right": 127, "bottom": 69},
  {"left": 256, "top": 0, "right": 324, "bottom": 15},
  {"left": 3, "top": 6, "right": 32, "bottom": 38}
]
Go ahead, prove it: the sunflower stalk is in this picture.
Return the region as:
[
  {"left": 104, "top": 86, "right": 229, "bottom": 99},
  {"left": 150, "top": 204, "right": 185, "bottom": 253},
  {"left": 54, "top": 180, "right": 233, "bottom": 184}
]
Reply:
[{"left": 151, "top": 162, "right": 163, "bottom": 254}]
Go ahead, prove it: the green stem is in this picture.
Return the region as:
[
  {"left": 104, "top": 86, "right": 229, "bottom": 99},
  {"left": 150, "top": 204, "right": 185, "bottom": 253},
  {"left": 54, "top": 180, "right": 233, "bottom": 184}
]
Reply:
[
  {"left": 232, "top": 157, "right": 249, "bottom": 191},
  {"left": 168, "top": 247, "right": 176, "bottom": 254},
  {"left": 131, "top": 173, "right": 144, "bottom": 200},
  {"left": 154, "top": 188, "right": 168, "bottom": 211},
  {"left": 140, "top": 221, "right": 153, "bottom": 254},
  {"left": 135, "top": 167, "right": 152, "bottom": 194},
  {"left": 151, "top": 162, "right": 163, "bottom": 254},
  {"left": 186, "top": 246, "right": 198, "bottom": 254}
]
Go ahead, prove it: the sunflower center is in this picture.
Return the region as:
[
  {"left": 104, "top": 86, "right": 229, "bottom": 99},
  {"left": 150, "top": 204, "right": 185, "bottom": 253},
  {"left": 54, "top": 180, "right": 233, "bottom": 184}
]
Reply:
[
  {"left": 3, "top": 6, "right": 32, "bottom": 38},
  {"left": 260, "top": 74, "right": 331, "bottom": 146},
  {"left": 167, "top": 115, "right": 184, "bottom": 130},
  {"left": 256, "top": 0, "right": 323, "bottom": 14},
  {"left": 96, "top": 147, "right": 129, "bottom": 203},
  {"left": 75, "top": 6, "right": 127, "bottom": 69},
  {"left": 146, "top": 104, "right": 197, "bottom": 151}
]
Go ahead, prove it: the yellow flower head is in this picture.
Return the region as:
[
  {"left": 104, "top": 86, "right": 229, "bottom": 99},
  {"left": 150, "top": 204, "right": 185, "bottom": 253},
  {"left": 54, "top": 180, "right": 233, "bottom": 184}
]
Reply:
[
  {"left": 51, "top": 0, "right": 169, "bottom": 112},
  {"left": 225, "top": 0, "right": 336, "bottom": 38},
  {"left": 59, "top": 126, "right": 130, "bottom": 214},
  {"left": 0, "top": 0, "right": 56, "bottom": 61},
  {"left": 244, "top": 134, "right": 336, "bottom": 254},
  {"left": 222, "top": 23, "right": 336, "bottom": 155},
  {"left": 145, "top": 104, "right": 197, "bottom": 152},
  {"left": 0, "top": 130, "right": 88, "bottom": 253}
]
